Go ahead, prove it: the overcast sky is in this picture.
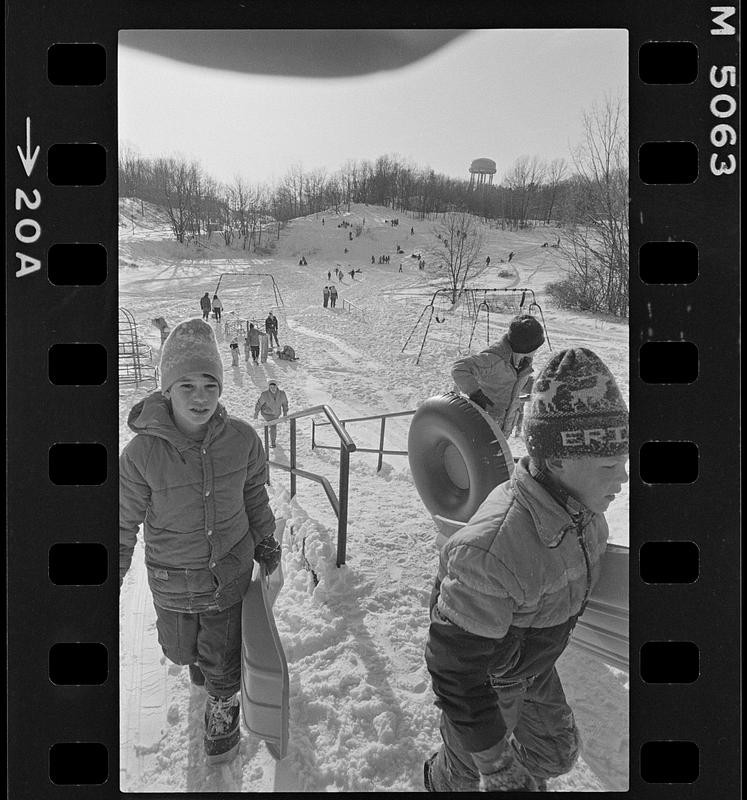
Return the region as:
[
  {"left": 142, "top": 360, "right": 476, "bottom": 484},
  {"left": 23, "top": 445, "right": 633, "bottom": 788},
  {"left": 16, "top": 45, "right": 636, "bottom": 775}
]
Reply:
[{"left": 119, "top": 29, "right": 627, "bottom": 188}]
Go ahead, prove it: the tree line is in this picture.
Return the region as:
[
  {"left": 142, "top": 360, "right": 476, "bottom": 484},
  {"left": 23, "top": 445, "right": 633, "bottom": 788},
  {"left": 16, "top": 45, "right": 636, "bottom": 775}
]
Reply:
[{"left": 119, "top": 96, "right": 628, "bottom": 317}]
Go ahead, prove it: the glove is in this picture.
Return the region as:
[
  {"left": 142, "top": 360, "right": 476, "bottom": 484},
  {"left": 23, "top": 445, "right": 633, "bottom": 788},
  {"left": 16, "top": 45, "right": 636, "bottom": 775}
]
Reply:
[
  {"left": 469, "top": 389, "right": 494, "bottom": 409},
  {"left": 473, "top": 740, "right": 538, "bottom": 792},
  {"left": 254, "top": 535, "right": 282, "bottom": 575}
]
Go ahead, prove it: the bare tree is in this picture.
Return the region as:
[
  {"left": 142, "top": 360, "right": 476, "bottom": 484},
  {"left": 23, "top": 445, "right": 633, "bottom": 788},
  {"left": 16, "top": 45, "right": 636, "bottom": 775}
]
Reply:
[
  {"left": 556, "top": 95, "right": 629, "bottom": 317},
  {"left": 151, "top": 157, "right": 199, "bottom": 243},
  {"left": 543, "top": 158, "right": 567, "bottom": 224},
  {"left": 503, "top": 155, "right": 546, "bottom": 229},
  {"left": 432, "top": 211, "right": 484, "bottom": 303},
  {"left": 304, "top": 167, "right": 328, "bottom": 216}
]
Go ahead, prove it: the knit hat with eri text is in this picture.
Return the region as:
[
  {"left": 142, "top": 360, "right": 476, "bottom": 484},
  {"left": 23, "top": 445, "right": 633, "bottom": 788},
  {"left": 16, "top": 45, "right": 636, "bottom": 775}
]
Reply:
[
  {"left": 506, "top": 315, "right": 545, "bottom": 354},
  {"left": 160, "top": 318, "right": 223, "bottom": 393},
  {"left": 524, "top": 348, "right": 628, "bottom": 459}
]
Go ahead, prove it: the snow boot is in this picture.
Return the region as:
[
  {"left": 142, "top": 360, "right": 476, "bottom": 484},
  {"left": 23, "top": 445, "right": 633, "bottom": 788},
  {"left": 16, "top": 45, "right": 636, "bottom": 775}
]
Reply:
[
  {"left": 204, "top": 693, "right": 241, "bottom": 764},
  {"left": 188, "top": 663, "right": 205, "bottom": 687},
  {"left": 423, "top": 753, "right": 438, "bottom": 791}
]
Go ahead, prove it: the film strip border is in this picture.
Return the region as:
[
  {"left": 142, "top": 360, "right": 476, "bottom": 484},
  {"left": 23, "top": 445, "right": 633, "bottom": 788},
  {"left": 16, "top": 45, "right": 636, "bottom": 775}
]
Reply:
[{"left": 5, "top": 5, "right": 740, "bottom": 797}]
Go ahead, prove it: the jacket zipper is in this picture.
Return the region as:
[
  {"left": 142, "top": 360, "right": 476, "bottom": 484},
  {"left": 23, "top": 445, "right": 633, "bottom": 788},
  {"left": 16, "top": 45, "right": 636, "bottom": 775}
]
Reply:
[{"left": 575, "top": 523, "right": 592, "bottom": 615}]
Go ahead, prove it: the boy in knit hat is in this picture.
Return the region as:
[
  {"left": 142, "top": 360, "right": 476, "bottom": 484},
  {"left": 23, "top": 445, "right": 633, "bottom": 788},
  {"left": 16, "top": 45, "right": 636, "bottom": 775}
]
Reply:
[
  {"left": 451, "top": 314, "right": 545, "bottom": 438},
  {"left": 424, "top": 348, "right": 628, "bottom": 792},
  {"left": 119, "top": 319, "right": 282, "bottom": 764}
]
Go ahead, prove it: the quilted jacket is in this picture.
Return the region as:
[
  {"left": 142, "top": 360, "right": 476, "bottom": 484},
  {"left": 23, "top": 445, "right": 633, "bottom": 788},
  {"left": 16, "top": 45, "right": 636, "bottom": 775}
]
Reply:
[
  {"left": 425, "top": 457, "right": 608, "bottom": 753},
  {"left": 119, "top": 392, "right": 275, "bottom": 612}
]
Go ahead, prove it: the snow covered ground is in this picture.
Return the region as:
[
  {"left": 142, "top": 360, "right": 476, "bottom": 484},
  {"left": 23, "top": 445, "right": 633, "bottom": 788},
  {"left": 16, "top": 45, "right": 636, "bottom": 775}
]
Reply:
[{"left": 119, "top": 203, "right": 629, "bottom": 792}]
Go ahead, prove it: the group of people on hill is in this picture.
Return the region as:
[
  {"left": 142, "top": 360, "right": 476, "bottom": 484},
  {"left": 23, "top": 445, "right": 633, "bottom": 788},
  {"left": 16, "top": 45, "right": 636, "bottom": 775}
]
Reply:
[
  {"left": 322, "top": 284, "right": 338, "bottom": 307},
  {"left": 125, "top": 272, "right": 628, "bottom": 790},
  {"left": 374, "top": 254, "right": 391, "bottom": 264},
  {"left": 231, "top": 311, "right": 281, "bottom": 367},
  {"left": 200, "top": 292, "right": 223, "bottom": 322}
]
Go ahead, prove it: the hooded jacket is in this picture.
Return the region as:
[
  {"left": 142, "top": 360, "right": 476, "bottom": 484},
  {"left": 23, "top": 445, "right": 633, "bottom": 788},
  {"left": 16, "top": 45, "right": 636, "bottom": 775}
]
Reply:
[
  {"left": 254, "top": 388, "right": 288, "bottom": 421},
  {"left": 425, "top": 457, "right": 608, "bottom": 754},
  {"left": 265, "top": 314, "right": 278, "bottom": 333},
  {"left": 451, "top": 335, "right": 534, "bottom": 436},
  {"left": 119, "top": 392, "right": 275, "bottom": 612}
]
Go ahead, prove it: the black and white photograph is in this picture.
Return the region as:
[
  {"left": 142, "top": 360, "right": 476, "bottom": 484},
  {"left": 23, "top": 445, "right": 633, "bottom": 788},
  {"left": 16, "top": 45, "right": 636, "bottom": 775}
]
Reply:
[{"left": 117, "top": 29, "right": 630, "bottom": 792}]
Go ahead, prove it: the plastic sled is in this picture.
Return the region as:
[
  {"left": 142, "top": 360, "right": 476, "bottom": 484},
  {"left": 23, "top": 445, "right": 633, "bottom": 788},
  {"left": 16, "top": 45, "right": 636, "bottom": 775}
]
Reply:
[
  {"left": 259, "top": 333, "right": 268, "bottom": 363},
  {"left": 570, "top": 543, "right": 629, "bottom": 673},
  {"left": 241, "top": 518, "right": 289, "bottom": 759}
]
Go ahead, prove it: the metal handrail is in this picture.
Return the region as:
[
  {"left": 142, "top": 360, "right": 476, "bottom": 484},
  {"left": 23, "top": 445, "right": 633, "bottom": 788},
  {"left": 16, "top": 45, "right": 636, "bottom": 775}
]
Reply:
[
  {"left": 341, "top": 298, "right": 365, "bottom": 318},
  {"left": 312, "top": 409, "right": 415, "bottom": 472},
  {"left": 257, "top": 404, "right": 355, "bottom": 566}
]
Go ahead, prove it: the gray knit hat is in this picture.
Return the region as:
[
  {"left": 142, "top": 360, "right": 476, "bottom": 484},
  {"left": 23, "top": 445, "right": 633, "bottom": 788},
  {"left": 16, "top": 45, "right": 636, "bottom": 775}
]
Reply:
[
  {"left": 524, "top": 348, "right": 628, "bottom": 459},
  {"left": 507, "top": 315, "right": 545, "bottom": 354},
  {"left": 160, "top": 319, "right": 223, "bottom": 393}
]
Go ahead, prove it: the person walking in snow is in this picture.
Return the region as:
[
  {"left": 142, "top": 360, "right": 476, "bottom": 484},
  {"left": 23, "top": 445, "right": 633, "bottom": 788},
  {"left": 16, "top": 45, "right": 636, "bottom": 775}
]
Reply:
[
  {"left": 264, "top": 311, "right": 280, "bottom": 348},
  {"left": 211, "top": 294, "right": 223, "bottom": 322},
  {"left": 451, "top": 315, "right": 545, "bottom": 439},
  {"left": 119, "top": 319, "right": 280, "bottom": 765},
  {"left": 508, "top": 251, "right": 515, "bottom": 263},
  {"left": 328, "top": 270, "right": 332, "bottom": 281},
  {"left": 200, "top": 292, "right": 212, "bottom": 321},
  {"left": 245, "top": 323, "right": 261, "bottom": 364},
  {"left": 424, "top": 348, "right": 629, "bottom": 792},
  {"left": 329, "top": 284, "right": 338, "bottom": 308},
  {"left": 229, "top": 338, "right": 240, "bottom": 366},
  {"left": 253, "top": 380, "right": 288, "bottom": 448},
  {"left": 323, "top": 286, "right": 330, "bottom": 308}
]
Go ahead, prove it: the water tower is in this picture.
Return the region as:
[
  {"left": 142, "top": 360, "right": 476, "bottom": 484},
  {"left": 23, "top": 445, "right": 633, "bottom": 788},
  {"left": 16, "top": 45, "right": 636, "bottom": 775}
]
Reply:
[{"left": 468, "top": 158, "right": 496, "bottom": 190}]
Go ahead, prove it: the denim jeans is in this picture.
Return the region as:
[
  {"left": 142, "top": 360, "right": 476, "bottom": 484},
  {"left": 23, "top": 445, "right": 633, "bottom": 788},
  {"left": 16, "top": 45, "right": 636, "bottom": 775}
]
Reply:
[
  {"left": 154, "top": 600, "right": 243, "bottom": 697},
  {"left": 428, "top": 667, "right": 580, "bottom": 791}
]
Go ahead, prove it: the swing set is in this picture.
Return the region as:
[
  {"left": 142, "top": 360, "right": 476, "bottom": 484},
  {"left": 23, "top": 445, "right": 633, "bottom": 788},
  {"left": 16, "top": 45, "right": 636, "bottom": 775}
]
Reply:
[
  {"left": 402, "top": 287, "right": 552, "bottom": 365},
  {"left": 212, "top": 272, "right": 286, "bottom": 340}
]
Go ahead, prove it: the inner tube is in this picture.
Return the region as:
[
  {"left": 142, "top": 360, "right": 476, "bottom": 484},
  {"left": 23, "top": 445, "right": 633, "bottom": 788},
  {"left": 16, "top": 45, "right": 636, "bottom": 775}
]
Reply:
[{"left": 408, "top": 393, "right": 514, "bottom": 524}]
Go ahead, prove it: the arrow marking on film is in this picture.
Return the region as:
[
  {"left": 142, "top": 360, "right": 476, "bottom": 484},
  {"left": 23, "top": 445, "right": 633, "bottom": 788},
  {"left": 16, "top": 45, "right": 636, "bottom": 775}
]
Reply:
[{"left": 17, "top": 117, "right": 40, "bottom": 177}]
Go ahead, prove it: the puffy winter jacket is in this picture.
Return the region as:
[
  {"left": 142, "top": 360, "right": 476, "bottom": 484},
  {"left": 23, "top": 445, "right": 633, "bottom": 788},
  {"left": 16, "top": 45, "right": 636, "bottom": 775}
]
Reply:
[
  {"left": 451, "top": 335, "right": 534, "bottom": 436},
  {"left": 254, "top": 389, "right": 288, "bottom": 421},
  {"left": 119, "top": 392, "right": 275, "bottom": 612},
  {"left": 245, "top": 327, "right": 260, "bottom": 346},
  {"left": 200, "top": 295, "right": 211, "bottom": 311},
  {"left": 425, "top": 457, "right": 607, "bottom": 754}
]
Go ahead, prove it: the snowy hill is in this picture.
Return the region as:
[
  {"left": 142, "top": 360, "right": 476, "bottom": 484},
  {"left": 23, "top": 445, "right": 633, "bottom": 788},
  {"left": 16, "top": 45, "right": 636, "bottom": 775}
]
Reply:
[{"left": 118, "top": 202, "right": 629, "bottom": 792}]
